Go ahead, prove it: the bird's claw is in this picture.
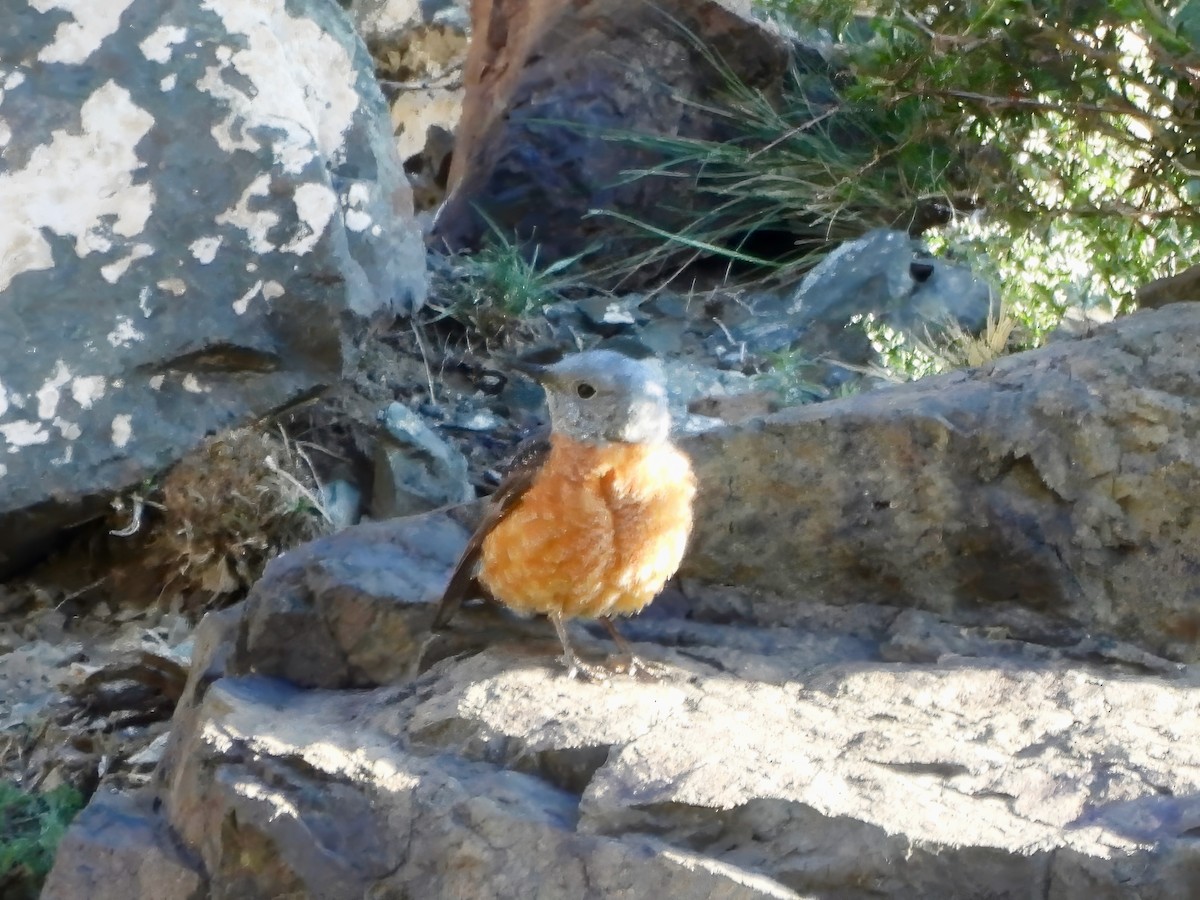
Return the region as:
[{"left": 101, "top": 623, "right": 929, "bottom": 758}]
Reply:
[
  {"left": 562, "top": 657, "right": 612, "bottom": 682},
  {"left": 607, "top": 653, "right": 666, "bottom": 682}
]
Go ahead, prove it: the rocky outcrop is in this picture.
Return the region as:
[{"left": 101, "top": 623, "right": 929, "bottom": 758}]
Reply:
[
  {"left": 0, "top": 0, "right": 426, "bottom": 576},
  {"left": 43, "top": 305, "right": 1200, "bottom": 898},
  {"left": 684, "top": 303, "right": 1200, "bottom": 662},
  {"left": 433, "top": 0, "right": 791, "bottom": 266},
  {"left": 45, "top": 504, "right": 1200, "bottom": 899}
]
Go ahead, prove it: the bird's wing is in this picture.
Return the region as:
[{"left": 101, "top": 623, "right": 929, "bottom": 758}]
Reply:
[{"left": 431, "top": 433, "right": 551, "bottom": 629}]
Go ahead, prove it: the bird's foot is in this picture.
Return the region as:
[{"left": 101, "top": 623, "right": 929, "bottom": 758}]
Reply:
[
  {"left": 562, "top": 656, "right": 612, "bottom": 683},
  {"left": 606, "top": 652, "right": 667, "bottom": 682}
]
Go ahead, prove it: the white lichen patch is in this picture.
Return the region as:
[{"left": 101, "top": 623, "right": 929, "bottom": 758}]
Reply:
[
  {"left": 343, "top": 185, "right": 373, "bottom": 232},
  {"left": 0, "top": 463, "right": 7, "bottom": 478},
  {"left": 156, "top": 277, "right": 187, "bottom": 296},
  {"left": 71, "top": 375, "right": 106, "bottom": 409},
  {"left": 190, "top": 236, "right": 222, "bottom": 264},
  {"left": 53, "top": 417, "right": 81, "bottom": 440},
  {"left": 181, "top": 374, "right": 206, "bottom": 394},
  {"left": 2, "top": 72, "right": 24, "bottom": 91},
  {"left": 139, "top": 24, "right": 188, "bottom": 64},
  {"left": 30, "top": 0, "right": 133, "bottom": 65},
  {"left": 1, "top": 420, "right": 50, "bottom": 449},
  {"left": 149, "top": 375, "right": 165, "bottom": 390},
  {"left": 0, "top": 381, "right": 8, "bottom": 419},
  {"left": 197, "top": 0, "right": 359, "bottom": 170},
  {"left": 111, "top": 413, "right": 132, "bottom": 448},
  {"left": 107, "top": 315, "right": 146, "bottom": 348},
  {"left": 262, "top": 280, "right": 284, "bottom": 301},
  {"left": 282, "top": 183, "right": 336, "bottom": 255},
  {"left": 160, "top": 73, "right": 177, "bottom": 92},
  {"left": 0, "top": 80, "right": 154, "bottom": 291},
  {"left": 35, "top": 360, "right": 72, "bottom": 419},
  {"left": 100, "top": 242, "right": 154, "bottom": 283},
  {"left": 216, "top": 175, "right": 278, "bottom": 254},
  {"left": 233, "top": 280, "right": 264, "bottom": 316},
  {"left": 345, "top": 209, "right": 372, "bottom": 232}
]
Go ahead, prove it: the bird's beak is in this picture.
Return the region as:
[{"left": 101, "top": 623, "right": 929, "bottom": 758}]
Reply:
[{"left": 511, "top": 359, "right": 551, "bottom": 384}]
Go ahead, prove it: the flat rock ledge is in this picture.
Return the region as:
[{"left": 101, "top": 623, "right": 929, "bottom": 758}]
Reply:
[{"left": 44, "top": 565, "right": 1200, "bottom": 898}]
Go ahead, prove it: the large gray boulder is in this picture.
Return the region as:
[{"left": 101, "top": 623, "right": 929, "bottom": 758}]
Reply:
[
  {"left": 683, "top": 303, "right": 1200, "bottom": 662},
  {"left": 0, "top": 0, "right": 427, "bottom": 576}
]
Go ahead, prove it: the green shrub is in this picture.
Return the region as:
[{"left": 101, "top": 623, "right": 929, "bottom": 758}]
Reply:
[{"left": 0, "top": 782, "right": 84, "bottom": 899}]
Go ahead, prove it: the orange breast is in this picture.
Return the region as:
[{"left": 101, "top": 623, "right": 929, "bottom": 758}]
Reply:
[{"left": 479, "top": 435, "right": 696, "bottom": 620}]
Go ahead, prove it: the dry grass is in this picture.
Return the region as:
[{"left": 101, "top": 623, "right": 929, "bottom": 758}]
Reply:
[
  {"left": 112, "top": 426, "right": 333, "bottom": 611},
  {"left": 921, "top": 298, "right": 1015, "bottom": 370}
]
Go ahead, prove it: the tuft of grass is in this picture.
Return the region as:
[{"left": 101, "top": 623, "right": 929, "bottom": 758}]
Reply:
[
  {"left": 0, "top": 782, "right": 84, "bottom": 900},
  {"left": 851, "top": 297, "right": 1018, "bottom": 381},
  {"left": 435, "top": 213, "right": 584, "bottom": 341},
  {"left": 584, "top": 19, "right": 962, "bottom": 287},
  {"left": 920, "top": 298, "right": 1016, "bottom": 370},
  {"left": 754, "top": 348, "right": 828, "bottom": 405}
]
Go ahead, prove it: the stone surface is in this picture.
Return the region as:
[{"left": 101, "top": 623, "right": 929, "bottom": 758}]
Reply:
[
  {"left": 1136, "top": 262, "right": 1200, "bottom": 310},
  {"left": 372, "top": 401, "right": 473, "bottom": 517},
  {"left": 48, "top": 557, "right": 1200, "bottom": 898},
  {"left": 228, "top": 507, "right": 483, "bottom": 689},
  {"left": 0, "top": 0, "right": 426, "bottom": 577},
  {"left": 433, "top": 0, "right": 790, "bottom": 267},
  {"left": 40, "top": 789, "right": 205, "bottom": 900},
  {"left": 683, "top": 303, "right": 1200, "bottom": 662},
  {"left": 344, "top": 0, "right": 470, "bottom": 46},
  {"left": 354, "top": 0, "right": 472, "bottom": 217},
  {"left": 787, "top": 228, "right": 995, "bottom": 342}
]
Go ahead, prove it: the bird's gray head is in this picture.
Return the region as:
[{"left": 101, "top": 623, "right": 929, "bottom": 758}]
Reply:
[{"left": 533, "top": 350, "right": 671, "bottom": 445}]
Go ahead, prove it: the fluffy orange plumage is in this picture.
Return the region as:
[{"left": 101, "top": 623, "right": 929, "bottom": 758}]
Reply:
[{"left": 479, "top": 434, "right": 696, "bottom": 620}]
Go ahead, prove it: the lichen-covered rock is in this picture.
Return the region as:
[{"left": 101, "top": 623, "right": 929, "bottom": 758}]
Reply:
[
  {"left": 683, "top": 303, "right": 1200, "bottom": 662},
  {"left": 0, "top": 0, "right": 427, "bottom": 576}
]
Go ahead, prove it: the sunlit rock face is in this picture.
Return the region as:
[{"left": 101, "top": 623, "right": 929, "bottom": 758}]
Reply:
[{"left": 0, "top": 0, "right": 427, "bottom": 576}]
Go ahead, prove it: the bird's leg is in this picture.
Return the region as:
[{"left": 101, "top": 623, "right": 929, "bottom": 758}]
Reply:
[
  {"left": 599, "top": 617, "right": 665, "bottom": 680},
  {"left": 550, "top": 611, "right": 608, "bottom": 682}
]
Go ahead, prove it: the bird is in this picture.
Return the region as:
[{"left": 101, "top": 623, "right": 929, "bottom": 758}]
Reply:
[{"left": 432, "top": 349, "right": 696, "bottom": 679}]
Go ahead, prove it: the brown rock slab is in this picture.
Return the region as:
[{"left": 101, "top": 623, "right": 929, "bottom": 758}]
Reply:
[
  {"left": 229, "top": 505, "right": 484, "bottom": 688},
  {"left": 682, "top": 304, "right": 1200, "bottom": 661},
  {"left": 434, "top": 0, "right": 790, "bottom": 268}
]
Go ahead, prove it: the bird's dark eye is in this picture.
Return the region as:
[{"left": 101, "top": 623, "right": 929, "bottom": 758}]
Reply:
[{"left": 576, "top": 382, "right": 596, "bottom": 399}]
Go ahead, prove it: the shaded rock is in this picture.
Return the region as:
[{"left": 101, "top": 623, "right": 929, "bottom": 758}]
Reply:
[
  {"left": 0, "top": 0, "right": 426, "bottom": 577},
  {"left": 228, "top": 507, "right": 484, "bottom": 688},
  {"left": 682, "top": 303, "right": 1200, "bottom": 662},
  {"left": 788, "top": 228, "right": 995, "bottom": 342},
  {"left": 372, "top": 402, "right": 473, "bottom": 517},
  {"left": 434, "top": 0, "right": 790, "bottom": 267},
  {"left": 41, "top": 790, "right": 205, "bottom": 900},
  {"left": 1135, "top": 262, "right": 1200, "bottom": 311}
]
